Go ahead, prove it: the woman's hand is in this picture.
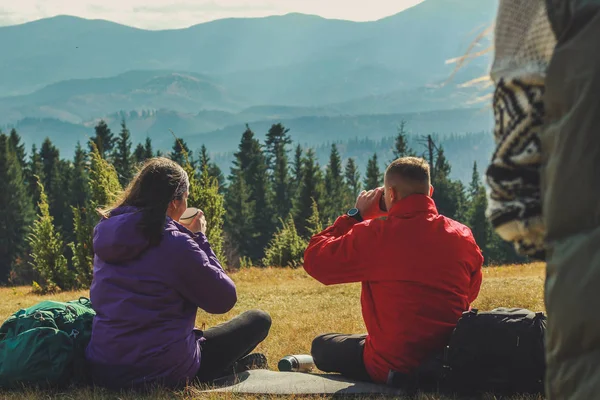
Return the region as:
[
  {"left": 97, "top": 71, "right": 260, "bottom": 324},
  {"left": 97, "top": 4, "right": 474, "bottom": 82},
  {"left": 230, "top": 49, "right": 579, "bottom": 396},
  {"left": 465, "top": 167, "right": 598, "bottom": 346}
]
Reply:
[{"left": 187, "top": 210, "right": 207, "bottom": 234}]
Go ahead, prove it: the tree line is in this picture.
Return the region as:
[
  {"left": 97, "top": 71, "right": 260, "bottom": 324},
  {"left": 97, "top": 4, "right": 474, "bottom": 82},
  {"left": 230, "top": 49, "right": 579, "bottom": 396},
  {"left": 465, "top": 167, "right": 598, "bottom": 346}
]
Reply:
[{"left": 0, "top": 120, "right": 525, "bottom": 292}]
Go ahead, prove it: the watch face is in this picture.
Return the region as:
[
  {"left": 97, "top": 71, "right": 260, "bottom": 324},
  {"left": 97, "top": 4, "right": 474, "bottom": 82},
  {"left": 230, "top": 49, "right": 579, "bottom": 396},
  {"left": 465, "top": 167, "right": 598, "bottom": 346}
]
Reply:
[{"left": 348, "top": 208, "right": 359, "bottom": 217}]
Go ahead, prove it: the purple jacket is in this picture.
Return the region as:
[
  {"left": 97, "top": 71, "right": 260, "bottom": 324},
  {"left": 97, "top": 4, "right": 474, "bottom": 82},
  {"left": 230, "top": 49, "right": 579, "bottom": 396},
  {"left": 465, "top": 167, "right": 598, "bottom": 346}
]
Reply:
[{"left": 85, "top": 206, "right": 237, "bottom": 389}]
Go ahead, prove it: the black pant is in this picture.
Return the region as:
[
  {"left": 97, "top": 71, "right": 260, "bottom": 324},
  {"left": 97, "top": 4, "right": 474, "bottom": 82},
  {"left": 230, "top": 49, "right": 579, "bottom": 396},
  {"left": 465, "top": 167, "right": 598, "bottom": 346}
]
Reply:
[
  {"left": 311, "top": 333, "right": 372, "bottom": 382},
  {"left": 195, "top": 310, "right": 271, "bottom": 382}
]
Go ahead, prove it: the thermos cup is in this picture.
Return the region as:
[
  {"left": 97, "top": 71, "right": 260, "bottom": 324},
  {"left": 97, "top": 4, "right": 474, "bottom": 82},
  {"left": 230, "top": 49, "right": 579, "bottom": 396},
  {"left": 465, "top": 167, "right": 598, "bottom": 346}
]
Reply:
[{"left": 278, "top": 355, "right": 315, "bottom": 373}]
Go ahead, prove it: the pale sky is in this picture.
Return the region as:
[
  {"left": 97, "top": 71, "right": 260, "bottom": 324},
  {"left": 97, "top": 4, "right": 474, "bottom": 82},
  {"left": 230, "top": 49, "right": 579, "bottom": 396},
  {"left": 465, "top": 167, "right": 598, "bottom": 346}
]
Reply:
[{"left": 0, "top": 0, "right": 426, "bottom": 30}]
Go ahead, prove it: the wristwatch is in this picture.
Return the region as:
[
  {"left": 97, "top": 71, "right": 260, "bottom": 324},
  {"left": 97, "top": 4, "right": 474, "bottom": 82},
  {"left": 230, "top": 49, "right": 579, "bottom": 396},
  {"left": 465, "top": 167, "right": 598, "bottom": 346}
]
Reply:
[{"left": 347, "top": 208, "right": 363, "bottom": 222}]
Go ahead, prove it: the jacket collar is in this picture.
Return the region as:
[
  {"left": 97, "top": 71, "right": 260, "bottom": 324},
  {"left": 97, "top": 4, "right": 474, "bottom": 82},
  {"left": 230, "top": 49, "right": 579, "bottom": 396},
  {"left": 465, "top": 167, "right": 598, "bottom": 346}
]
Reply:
[{"left": 387, "top": 194, "right": 438, "bottom": 217}]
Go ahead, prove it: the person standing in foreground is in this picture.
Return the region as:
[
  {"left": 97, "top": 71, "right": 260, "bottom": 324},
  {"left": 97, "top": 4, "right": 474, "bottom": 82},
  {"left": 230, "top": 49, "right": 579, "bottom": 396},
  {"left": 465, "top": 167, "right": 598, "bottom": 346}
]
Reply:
[
  {"left": 489, "top": 1, "right": 600, "bottom": 398},
  {"left": 303, "top": 157, "right": 483, "bottom": 384},
  {"left": 86, "top": 157, "right": 271, "bottom": 390}
]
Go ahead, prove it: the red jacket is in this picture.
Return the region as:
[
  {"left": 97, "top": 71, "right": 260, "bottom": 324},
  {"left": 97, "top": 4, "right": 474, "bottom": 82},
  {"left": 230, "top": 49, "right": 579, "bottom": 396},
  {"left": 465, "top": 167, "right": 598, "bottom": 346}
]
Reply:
[{"left": 303, "top": 194, "right": 483, "bottom": 383}]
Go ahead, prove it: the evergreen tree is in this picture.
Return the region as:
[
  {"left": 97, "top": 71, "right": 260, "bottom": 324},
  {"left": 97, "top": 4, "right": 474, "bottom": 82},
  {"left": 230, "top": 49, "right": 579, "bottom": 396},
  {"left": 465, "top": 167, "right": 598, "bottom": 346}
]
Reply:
[
  {"left": 113, "top": 119, "right": 134, "bottom": 187},
  {"left": 183, "top": 146, "right": 227, "bottom": 265},
  {"left": 133, "top": 143, "right": 146, "bottom": 165},
  {"left": 144, "top": 137, "right": 154, "bottom": 159},
  {"left": 224, "top": 170, "right": 254, "bottom": 266},
  {"left": 70, "top": 142, "right": 89, "bottom": 208},
  {"left": 292, "top": 144, "right": 303, "bottom": 188},
  {"left": 28, "top": 178, "right": 73, "bottom": 293},
  {"left": 26, "top": 144, "right": 45, "bottom": 211},
  {"left": 0, "top": 134, "right": 35, "bottom": 283},
  {"left": 88, "top": 143, "right": 122, "bottom": 210},
  {"left": 90, "top": 120, "right": 115, "bottom": 159},
  {"left": 392, "top": 120, "right": 414, "bottom": 160},
  {"left": 199, "top": 145, "right": 225, "bottom": 191},
  {"left": 469, "top": 161, "right": 481, "bottom": 199},
  {"left": 323, "top": 144, "right": 348, "bottom": 223},
  {"left": 306, "top": 198, "right": 323, "bottom": 237},
  {"left": 225, "top": 126, "right": 274, "bottom": 262},
  {"left": 70, "top": 143, "right": 122, "bottom": 287},
  {"left": 363, "top": 153, "right": 382, "bottom": 190},
  {"left": 431, "top": 146, "right": 467, "bottom": 222},
  {"left": 466, "top": 162, "right": 492, "bottom": 264},
  {"left": 134, "top": 137, "right": 154, "bottom": 165},
  {"left": 293, "top": 148, "right": 324, "bottom": 238},
  {"left": 262, "top": 215, "right": 306, "bottom": 268},
  {"left": 170, "top": 137, "right": 193, "bottom": 167},
  {"left": 39, "top": 138, "right": 71, "bottom": 234},
  {"left": 8, "top": 129, "right": 26, "bottom": 168},
  {"left": 265, "top": 123, "right": 293, "bottom": 222},
  {"left": 344, "top": 158, "right": 361, "bottom": 197}
]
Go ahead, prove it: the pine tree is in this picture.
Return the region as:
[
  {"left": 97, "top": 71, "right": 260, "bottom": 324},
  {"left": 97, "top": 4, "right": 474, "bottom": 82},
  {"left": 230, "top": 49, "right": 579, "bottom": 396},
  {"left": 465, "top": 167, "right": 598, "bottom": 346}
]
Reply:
[
  {"left": 265, "top": 123, "right": 293, "bottom": 222},
  {"left": 39, "top": 138, "right": 72, "bottom": 234},
  {"left": 224, "top": 170, "right": 254, "bottom": 266},
  {"left": 392, "top": 121, "right": 414, "bottom": 160},
  {"left": 363, "top": 153, "right": 382, "bottom": 190},
  {"left": 293, "top": 148, "right": 324, "bottom": 238},
  {"left": 431, "top": 146, "right": 467, "bottom": 222},
  {"left": 344, "top": 158, "right": 361, "bottom": 197},
  {"left": 170, "top": 137, "right": 193, "bottom": 167},
  {"left": 28, "top": 178, "right": 73, "bottom": 293},
  {"left": 469, "top": 161, "right": 481, "bottom": 200},
  {"left": 88, "top": 143, "right": 122, "bottom": 211},
  {"left": 8, "top": 128, "right": 26, "bottom": 168},
  {"left": 144, "top": 137, "right": 154, "bottom": 159},
  {"left": 90, "top": 120, "right": 115, "bottom": 159},
  {"left": 323, "top": 144, "right": 348, "bottom": 222},
  {"left": 134, "top": 137, "right": 154, "bottom": 165},
  {"left": 113, "top": 119, "right": 134, "bottom": 186},
  {"left": 199, "top": 145, "right": 225, "bottom": 191},
  {"left": 291, "top": 144, "right": 303, "bottom": 189},
  {"left": 133, "top": 143, "right": 146, "bottom": 165},
  {"left": 26, "top": 144, "right": 45, "bottom": 211},
  {"left": 69, "top": 143, "right": 122, "bottom": 287},
  {"left": 224, "top": 126, "right": 274, "bottom": 262},
  {"left": 69, "top": 206, "right": 94, "bottom": 288},
  {"left": 262, "top": 215, "right": 307, "bottom": 268},
  {"left": 0, "top": 134, "right": 35, "bottom": 283},
  {"left": 306, "top": 198, "right": 323, "bottom": 238},
  {"left": 466, "top": 162, "right": 492, "bottom": 264},
  {"left": 70, "top": 142, "right": 89, "bottom": 208},
  {"left": 183, "top": 143, "right": 227, "bottom": 265}
]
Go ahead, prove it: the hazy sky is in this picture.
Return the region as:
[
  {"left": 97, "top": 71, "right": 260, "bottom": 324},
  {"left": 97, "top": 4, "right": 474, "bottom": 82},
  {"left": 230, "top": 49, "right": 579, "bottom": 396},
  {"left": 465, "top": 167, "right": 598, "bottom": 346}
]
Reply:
[{"left": 0, "top": 0, "right": 426, "bottom": 30}]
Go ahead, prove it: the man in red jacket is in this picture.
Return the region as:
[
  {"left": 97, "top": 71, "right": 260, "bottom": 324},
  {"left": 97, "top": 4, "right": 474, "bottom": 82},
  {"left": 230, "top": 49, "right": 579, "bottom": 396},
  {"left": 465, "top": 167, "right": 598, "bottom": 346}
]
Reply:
[{"left": 304, "top": 156, "right": 483, "bottom": 384}]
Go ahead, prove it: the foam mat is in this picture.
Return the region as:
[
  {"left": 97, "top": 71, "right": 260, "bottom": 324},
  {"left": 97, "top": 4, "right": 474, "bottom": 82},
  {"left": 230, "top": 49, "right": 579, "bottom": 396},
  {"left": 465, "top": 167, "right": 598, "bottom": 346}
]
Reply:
[{"left": 204, "top": 369, "right": 406, "bottom": 395}]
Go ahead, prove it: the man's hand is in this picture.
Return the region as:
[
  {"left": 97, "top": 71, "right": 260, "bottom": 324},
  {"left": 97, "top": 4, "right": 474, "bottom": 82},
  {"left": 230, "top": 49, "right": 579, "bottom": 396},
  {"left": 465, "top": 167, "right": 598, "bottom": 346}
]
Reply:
[
  {"left": 355, "top": 187, "right": 386, "bottom": 220},
  {"left": 187, "top": 210, "right": 207, "bottom": 234}
]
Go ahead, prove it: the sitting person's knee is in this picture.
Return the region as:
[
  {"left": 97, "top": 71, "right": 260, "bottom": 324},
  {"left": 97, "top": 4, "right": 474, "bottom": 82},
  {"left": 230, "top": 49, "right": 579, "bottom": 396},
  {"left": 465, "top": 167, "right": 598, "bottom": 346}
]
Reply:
[
  {"left": 311, "top": 334, "right": 331, "bottom": 363},
  {"left": 246, "top": 310, "right": 272, "bottom": 339}
]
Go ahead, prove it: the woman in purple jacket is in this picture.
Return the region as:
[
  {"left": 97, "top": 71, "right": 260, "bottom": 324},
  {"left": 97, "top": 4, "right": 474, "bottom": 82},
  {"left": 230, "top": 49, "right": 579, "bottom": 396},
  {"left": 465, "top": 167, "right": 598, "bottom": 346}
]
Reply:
[{"left": 85, "top": 157, "right": 271, "bottom": 390}]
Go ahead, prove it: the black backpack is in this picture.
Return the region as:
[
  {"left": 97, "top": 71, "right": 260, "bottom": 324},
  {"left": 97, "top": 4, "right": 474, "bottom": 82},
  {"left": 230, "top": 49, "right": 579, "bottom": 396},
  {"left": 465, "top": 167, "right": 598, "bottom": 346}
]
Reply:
[{"left": 388, "top": 308, "right": 547, "bottom": 396}]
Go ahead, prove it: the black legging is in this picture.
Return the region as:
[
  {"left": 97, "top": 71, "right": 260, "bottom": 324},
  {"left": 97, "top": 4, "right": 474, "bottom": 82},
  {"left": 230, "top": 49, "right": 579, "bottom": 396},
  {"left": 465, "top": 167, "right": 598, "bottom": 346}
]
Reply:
[{"left": 195, "top": 310, "right": 271, "bottom": 382}]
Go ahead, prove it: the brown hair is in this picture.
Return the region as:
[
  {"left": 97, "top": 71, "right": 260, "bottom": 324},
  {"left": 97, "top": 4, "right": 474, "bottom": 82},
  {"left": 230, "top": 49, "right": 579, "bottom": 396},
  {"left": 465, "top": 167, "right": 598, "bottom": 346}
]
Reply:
[
  {"left": 385, "top": 157, "right": 430, "bottom": 196},
  {"left": 100, "top": 157, "right": 189, "bottom": 246}
]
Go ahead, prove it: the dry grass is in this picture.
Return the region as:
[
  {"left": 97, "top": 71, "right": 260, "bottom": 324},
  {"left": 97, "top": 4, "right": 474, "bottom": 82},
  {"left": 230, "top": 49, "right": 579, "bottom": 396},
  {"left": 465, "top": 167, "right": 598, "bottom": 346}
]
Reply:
[{"left": 0, "top": 263, "right": 546, "bottom": 400}]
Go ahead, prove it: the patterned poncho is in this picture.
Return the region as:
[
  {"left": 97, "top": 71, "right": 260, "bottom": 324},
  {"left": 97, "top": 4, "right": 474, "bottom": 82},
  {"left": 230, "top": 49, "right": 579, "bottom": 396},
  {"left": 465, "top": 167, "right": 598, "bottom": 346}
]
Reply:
[{"left": 486, "top": 0, "right": 557, "bottom": 259}]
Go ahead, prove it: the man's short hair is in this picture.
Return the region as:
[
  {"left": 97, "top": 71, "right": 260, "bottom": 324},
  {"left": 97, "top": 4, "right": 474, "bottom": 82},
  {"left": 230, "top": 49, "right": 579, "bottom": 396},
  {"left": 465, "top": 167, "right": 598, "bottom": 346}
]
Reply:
[{"left": 385, "top": 157, "right": 431, "bottom": 196}]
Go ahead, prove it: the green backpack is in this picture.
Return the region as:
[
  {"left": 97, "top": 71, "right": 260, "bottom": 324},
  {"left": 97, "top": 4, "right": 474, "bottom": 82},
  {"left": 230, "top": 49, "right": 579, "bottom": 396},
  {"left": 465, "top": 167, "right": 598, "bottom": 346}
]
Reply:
[{"left": 0, "top": 298, "right": 95, "bottom": 389}]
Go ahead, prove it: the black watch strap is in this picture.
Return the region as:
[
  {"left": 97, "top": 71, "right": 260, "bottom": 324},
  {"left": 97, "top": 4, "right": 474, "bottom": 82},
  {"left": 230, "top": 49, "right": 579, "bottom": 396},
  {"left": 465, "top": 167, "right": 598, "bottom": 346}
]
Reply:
[{"left": 347, "top": 208, "right": 363, "bottom": 222}]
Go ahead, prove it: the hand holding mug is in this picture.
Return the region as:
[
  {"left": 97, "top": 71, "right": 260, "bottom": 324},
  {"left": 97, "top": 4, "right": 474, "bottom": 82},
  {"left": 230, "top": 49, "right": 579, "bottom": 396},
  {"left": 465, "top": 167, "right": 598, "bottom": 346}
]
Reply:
[
  {"left": 188, "top": 211, "right": 207, "bottom": 235},
  {"left": 355, "top": 187, "right": 387, "bottom": 220},
  {"left": 180, "top": 208, "right": 207, "bottom": 234}
]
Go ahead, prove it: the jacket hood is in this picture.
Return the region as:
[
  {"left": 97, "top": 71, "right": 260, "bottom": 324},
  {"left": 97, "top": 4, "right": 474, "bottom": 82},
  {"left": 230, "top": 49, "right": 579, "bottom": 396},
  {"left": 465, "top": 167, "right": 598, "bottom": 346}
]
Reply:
[{"left": 93, "top": 206, "right": 152, "bottom": 264}]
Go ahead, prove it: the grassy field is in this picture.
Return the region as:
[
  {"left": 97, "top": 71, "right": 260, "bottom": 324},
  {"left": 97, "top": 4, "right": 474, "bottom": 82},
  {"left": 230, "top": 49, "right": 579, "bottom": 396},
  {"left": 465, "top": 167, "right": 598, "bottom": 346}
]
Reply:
[{"left": 0, "top": 263, "right": 547, "bottom": 400}]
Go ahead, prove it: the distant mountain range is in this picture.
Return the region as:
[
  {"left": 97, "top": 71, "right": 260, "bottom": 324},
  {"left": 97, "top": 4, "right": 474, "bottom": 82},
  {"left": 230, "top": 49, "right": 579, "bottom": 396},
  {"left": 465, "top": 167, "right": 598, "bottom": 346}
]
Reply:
[{"left": 0, "top": 0, "right": 498, "bottom": 175}]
